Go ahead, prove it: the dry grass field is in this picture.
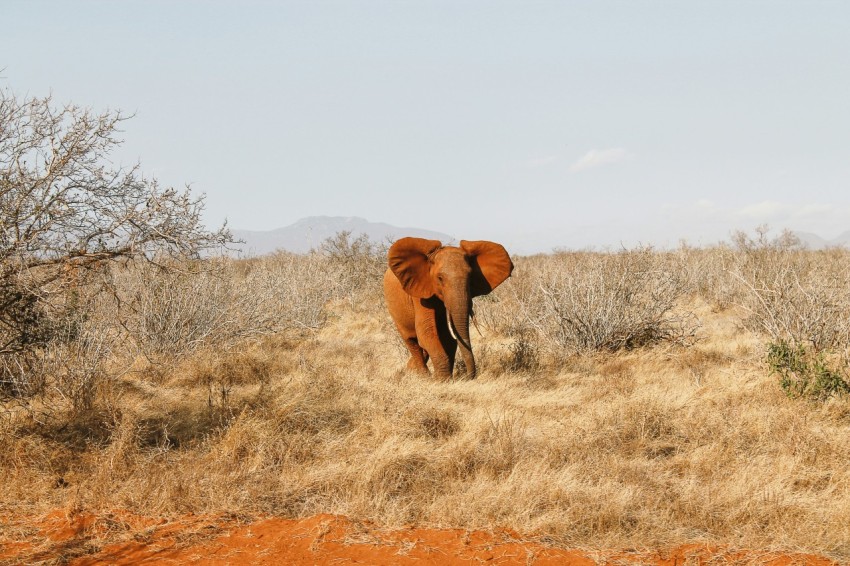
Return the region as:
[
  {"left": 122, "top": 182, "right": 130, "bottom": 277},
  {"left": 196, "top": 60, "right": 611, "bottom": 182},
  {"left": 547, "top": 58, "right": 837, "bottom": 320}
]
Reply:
[{"left": 2, "top": 233, "right": 850, "bottom": 564}]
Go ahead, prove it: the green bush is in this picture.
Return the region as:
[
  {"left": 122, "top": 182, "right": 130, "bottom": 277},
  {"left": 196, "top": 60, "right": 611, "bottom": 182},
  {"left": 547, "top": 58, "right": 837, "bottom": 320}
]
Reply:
[{"left": 767, "top": 341, "right": 850, "bottom": 400}]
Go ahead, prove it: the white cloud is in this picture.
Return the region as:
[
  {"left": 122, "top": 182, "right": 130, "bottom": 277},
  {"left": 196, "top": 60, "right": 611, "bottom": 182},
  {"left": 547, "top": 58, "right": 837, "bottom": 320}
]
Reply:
[{"left": 569, "top": 148, "right": 632, "bottom": 173}]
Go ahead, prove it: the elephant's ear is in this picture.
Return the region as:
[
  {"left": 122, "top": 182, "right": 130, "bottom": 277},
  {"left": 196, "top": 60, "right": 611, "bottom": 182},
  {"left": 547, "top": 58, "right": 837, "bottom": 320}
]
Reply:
[
  {"left": 388, "top": 237, "right": 442, "bottom": 299},
  {"left": 460, "top": 240, "right": 514, "bottom": 297}
]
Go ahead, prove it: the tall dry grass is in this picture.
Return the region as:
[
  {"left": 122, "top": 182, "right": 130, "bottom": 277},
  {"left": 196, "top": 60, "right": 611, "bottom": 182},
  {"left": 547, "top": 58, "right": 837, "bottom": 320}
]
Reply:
[{"left": 2, "top": 235, "right": 850, "bottom": 560}]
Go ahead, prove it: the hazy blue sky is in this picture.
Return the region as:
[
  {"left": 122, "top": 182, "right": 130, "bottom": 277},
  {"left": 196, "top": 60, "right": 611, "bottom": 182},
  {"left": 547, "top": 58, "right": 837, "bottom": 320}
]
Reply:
[{"left": 3, "top": 1, "right": 849, "bottom": 252}]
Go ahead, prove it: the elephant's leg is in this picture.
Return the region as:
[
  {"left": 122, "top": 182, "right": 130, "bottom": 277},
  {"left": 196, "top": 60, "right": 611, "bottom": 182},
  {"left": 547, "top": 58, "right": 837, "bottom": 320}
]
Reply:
[
  {"left": 415, "top": 300, "right": 453, "bottom": 380},
  {"left": 385, "top": 270, "right": 427, "bottom": 374},
  {"left": 418, "top": 345, "right": 430, "bottom": 367},
  {"left": 444, "top": 335, "right": 457, "bottom": 374},
  {"left": 403, "top": 337, "right": 429, "bottom": 374}
]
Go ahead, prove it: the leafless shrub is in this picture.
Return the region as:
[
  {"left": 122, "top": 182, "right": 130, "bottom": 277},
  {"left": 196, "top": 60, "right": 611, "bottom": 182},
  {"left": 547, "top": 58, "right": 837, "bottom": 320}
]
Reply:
[
  {"left": 46, "top": 316, "right": 118, "bottom": 413},
  {"left": 0, "top": 275, "right": 86, "bottom": 399},
  {"left": 510, "top": 247, "right": 698, "bottom": 355},
  {"left": 670, "top": 243, "right": 741, "bottom": 310},
  {"left": 318, "top": 231, "right": 388, "bottom": 306},
  {"left": 109, "top": 260, "right": 239, "bottom": 358},
  {"left": 0, "top": 286, "right": 119, "bottom": 413},
  {"left": 730, "top": 226, "right": 850, "bottom": 351},
  {"left": 263, "top": 252, "right": 340, "bottom": 330},
  {"left": 0, "top": 88, "right": 229, "bottom": 399},
  {"left": 109, "top": 253, "right": 336, "bottom": 359}
]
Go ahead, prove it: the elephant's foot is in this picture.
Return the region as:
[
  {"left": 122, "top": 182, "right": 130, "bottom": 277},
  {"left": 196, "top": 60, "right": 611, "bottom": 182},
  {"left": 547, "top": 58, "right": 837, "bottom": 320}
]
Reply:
[
  {"left": 406, "top": 357, "right": 430, "bottom": 374},
  {"left": 429, "top": 356, "right": 454, "bottom": 381},
  {"left": 402, "top": 338, "right": 429, "bottom": 374},
  {"left": 455, "top": 359, "right": 476, "bottom": 380}
]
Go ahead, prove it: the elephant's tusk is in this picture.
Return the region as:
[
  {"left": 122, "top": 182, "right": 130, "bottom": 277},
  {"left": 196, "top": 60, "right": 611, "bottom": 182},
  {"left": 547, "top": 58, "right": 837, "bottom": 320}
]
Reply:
[
  {"left": 448, "top": 312, "right": 472, "bottom": 350},
  {"left": 447, "top": 311, "right": 458, "bottom": 340}
]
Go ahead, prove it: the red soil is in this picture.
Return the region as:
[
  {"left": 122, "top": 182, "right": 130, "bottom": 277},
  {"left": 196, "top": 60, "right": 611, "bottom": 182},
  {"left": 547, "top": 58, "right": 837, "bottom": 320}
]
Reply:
[{"left": 0, "top": 510, "right": 839, "bottom": 565}]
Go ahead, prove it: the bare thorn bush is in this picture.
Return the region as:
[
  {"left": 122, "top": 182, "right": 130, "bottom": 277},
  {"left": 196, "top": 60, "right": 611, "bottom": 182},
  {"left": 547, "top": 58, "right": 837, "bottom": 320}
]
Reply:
[
  {"left": 0, "top": 88, "right": 230, "bottom": 400},
  {"left": 505, "top": 248, "right": 699, "bottom": 356},
  {"left": 318, "top": 231, "right": 388, "bottom": 306},
  {"left": 675, "top": 243, "right": 741, "bottom": 311},
  {"left": 730, "top": 227, "right": 850, "bottom": 351},
  {"left": 109, "top": 254, "right": 335, "bottom": 360}
]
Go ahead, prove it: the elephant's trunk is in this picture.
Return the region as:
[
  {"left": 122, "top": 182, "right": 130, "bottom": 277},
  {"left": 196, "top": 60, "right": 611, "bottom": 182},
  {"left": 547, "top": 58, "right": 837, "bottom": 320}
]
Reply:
[{"left": 446, "top": 290, "right": 476, "bottom": 379}]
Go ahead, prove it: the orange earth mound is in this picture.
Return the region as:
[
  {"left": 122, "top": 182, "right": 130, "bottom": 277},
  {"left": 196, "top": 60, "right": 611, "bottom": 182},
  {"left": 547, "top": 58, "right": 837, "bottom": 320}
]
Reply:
[{"left": 0, "top": 510, "right": 839, "bottom": 565}]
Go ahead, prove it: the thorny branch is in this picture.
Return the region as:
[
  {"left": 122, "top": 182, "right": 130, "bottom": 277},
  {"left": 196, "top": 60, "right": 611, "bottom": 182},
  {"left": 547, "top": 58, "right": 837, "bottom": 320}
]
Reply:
[{"left": 1, "top": 89, "right": 232, "bottom": 398}]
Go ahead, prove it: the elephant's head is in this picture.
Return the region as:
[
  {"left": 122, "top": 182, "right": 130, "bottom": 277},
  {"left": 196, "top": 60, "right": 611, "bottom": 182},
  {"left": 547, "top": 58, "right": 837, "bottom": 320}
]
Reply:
[{"left": 388, "top": 237, "right": 514, "bottom": 378}]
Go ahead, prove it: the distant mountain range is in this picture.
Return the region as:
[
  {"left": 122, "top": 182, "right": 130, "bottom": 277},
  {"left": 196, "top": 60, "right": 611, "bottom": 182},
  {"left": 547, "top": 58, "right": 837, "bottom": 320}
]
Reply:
[
  {"left": 228, "top": 218, "right": 850, "bottom": 256},
  {"left": 231, "top": 216, "right": 454, "bottom": 256},
  {"left": 793, "top": 230, "right": 850, "bottom": 250}
]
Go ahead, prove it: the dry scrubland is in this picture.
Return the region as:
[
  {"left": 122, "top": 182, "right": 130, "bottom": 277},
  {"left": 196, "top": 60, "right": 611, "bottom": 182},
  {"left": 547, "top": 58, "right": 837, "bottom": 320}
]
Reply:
[{"left": 2, "top": 232, "right": 850, "bottom": 561}]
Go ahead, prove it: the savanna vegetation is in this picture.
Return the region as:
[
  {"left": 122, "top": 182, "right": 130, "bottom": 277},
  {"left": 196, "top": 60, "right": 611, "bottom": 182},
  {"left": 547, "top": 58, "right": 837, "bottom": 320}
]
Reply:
[{"left": 2, "top": 90, "right": 849, "bottom": 562}]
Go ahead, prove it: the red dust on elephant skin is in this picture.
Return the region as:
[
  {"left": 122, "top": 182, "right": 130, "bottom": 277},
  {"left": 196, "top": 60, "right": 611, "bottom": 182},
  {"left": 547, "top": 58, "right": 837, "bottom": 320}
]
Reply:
[{"left": 384, "top": 237, "right": 514, "bottom": 380}]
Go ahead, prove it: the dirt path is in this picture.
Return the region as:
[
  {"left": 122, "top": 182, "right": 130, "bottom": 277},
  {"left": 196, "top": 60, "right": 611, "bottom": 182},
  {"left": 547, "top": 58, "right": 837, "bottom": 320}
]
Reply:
[{"left": 0, "top": 511, "right": 839, "bottom": 565}]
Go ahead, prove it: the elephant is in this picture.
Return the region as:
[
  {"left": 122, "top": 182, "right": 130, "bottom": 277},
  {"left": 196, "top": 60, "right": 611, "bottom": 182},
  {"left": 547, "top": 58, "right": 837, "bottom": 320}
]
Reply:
[{"left": 383, "top": 237, "right": 514, "bottom": 380}]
